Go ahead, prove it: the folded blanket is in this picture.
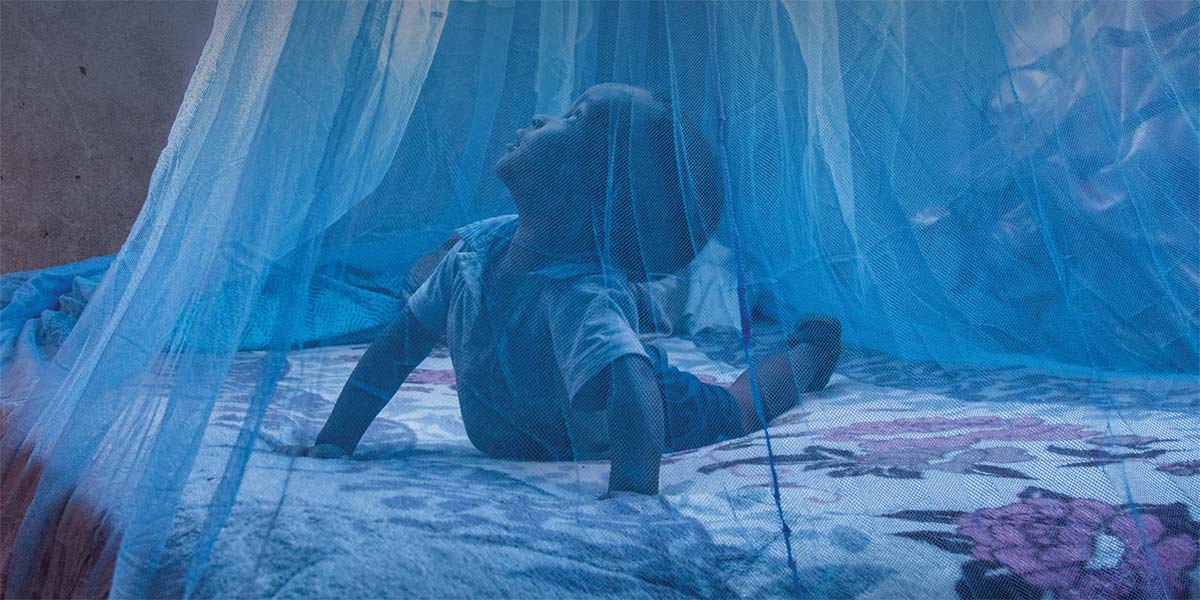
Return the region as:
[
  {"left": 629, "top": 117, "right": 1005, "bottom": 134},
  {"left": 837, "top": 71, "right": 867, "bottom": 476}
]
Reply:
[{"left": 1, "top": 256, "right": 109, "bottom": 400}]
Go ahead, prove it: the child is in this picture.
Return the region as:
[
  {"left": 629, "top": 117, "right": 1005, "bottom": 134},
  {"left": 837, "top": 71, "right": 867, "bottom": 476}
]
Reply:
[{"left": 301, "top": 84, "right": 841, "bottom": 495}]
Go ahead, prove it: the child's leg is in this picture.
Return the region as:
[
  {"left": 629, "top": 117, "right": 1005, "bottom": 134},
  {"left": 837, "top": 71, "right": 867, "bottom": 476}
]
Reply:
[
  {"left": 728, "top": 315, "right": 841, "bottom": 432},
  {"left": 646, "top": 346, "right": 746, "bottom": 452}
]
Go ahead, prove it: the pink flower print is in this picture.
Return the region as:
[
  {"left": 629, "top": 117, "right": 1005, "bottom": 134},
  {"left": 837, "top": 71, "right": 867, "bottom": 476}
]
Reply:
[
  {"left": 405, "top": 369, "right": 458, "bottom": 390},
  {"left": 815, "top": 416, "right": 1097, "bottom": 453},
  {"left": 956, "top": 494, "right": 1199, "bottom": 599}
]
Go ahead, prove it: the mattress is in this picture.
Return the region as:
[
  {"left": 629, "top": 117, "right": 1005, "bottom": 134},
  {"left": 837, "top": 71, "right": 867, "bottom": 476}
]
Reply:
[{"left": 165, "top": 338, "right": 1199, "bottom": 599}]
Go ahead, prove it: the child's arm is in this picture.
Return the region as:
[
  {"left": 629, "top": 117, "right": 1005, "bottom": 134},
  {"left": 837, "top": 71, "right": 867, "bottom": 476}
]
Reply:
[
  {"left": 579, "top": 355, "right": 665, "bottom": 495},
  {"left": 312, "top": 308, "right": 437, "bottom": 456}
]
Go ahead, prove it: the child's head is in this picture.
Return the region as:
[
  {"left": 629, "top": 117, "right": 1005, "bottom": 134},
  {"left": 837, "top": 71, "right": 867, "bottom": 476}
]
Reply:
[{"left": 496, "top": 83, "right": 723, "bottom": 280}]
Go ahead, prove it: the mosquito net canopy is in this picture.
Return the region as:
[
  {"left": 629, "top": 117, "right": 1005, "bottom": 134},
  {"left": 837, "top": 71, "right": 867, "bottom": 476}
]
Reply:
[{"left": 2, "top": 1, "right": 1197, "bottom": 598}]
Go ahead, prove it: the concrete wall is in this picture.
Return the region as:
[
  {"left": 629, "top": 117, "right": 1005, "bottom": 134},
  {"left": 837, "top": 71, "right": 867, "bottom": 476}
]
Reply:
[{"left": 1, "top": 0, "right": 217, "bottom": 273}]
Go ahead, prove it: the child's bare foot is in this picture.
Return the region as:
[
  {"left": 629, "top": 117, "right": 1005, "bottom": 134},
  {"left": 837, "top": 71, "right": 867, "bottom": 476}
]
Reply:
[
  {"left": 787, "top": 314, "right": 842, "bottom": 392},
  {"left": 729, "top": 315, "right": 841, "bottom": 432}
]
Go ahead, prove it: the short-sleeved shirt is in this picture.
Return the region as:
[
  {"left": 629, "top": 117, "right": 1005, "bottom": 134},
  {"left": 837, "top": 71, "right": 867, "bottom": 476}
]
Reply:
[{"left": 407, "top": 215, "right": 648, "bottom": 460}]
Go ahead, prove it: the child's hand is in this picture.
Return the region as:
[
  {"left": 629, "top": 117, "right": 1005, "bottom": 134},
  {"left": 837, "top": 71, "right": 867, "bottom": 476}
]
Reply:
[
  {"left": 277, "top": 443, "right": 349, "bottom": 459},
  {"left": 606, "top": 468, "right": 659, "bottom": 496},
  {"left": 596, "top": 490, "right": 673, "bottom": 516},
  {"left": 598, "top": 489, "right": 656, "bottom": 500},
  {"left": 309, "top": 443, "right": 350, "bottom": 458}
]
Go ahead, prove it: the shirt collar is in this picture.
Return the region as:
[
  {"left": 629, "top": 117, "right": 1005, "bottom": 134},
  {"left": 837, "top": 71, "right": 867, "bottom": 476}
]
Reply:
[{"left": 455, "top": 214, "right": 627, "bottom": 281}]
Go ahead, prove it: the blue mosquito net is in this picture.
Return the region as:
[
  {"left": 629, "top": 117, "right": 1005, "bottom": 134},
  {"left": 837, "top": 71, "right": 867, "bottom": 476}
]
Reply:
[{"left": 2, "top": 1, "right": 1197, "bottom": 598}]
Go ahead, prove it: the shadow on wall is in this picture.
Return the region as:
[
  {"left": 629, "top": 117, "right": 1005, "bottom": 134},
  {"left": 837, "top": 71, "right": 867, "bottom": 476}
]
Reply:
[{"left": 0, "top": 0, "right": 217, "bottom": 273}]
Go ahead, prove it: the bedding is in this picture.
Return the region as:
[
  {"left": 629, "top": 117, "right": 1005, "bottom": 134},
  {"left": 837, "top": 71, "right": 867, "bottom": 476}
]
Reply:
[{"left": 163, "top": 338, "right": 1198, "bottom": 599}]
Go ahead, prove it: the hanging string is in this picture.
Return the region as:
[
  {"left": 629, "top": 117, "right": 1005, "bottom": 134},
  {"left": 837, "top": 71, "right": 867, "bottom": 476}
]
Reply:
[{"left": 706, "top": 2, "right": 801, "bottom": 593}]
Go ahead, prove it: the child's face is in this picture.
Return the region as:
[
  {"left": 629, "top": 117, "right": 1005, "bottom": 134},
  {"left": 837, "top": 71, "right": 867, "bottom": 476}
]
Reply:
[{"left": 496, "top": 84, "right": 650, "bottom": 206}]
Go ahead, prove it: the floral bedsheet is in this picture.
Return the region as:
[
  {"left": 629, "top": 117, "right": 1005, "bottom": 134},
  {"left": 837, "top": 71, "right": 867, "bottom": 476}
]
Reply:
[{"left": 172, "top": 339, "right": 1199, "bottom": 599}]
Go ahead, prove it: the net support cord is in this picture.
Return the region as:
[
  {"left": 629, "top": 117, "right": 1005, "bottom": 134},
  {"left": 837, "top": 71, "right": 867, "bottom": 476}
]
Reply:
[{"left": 706, "top": 2, "right": 801, "bottom": 592}]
